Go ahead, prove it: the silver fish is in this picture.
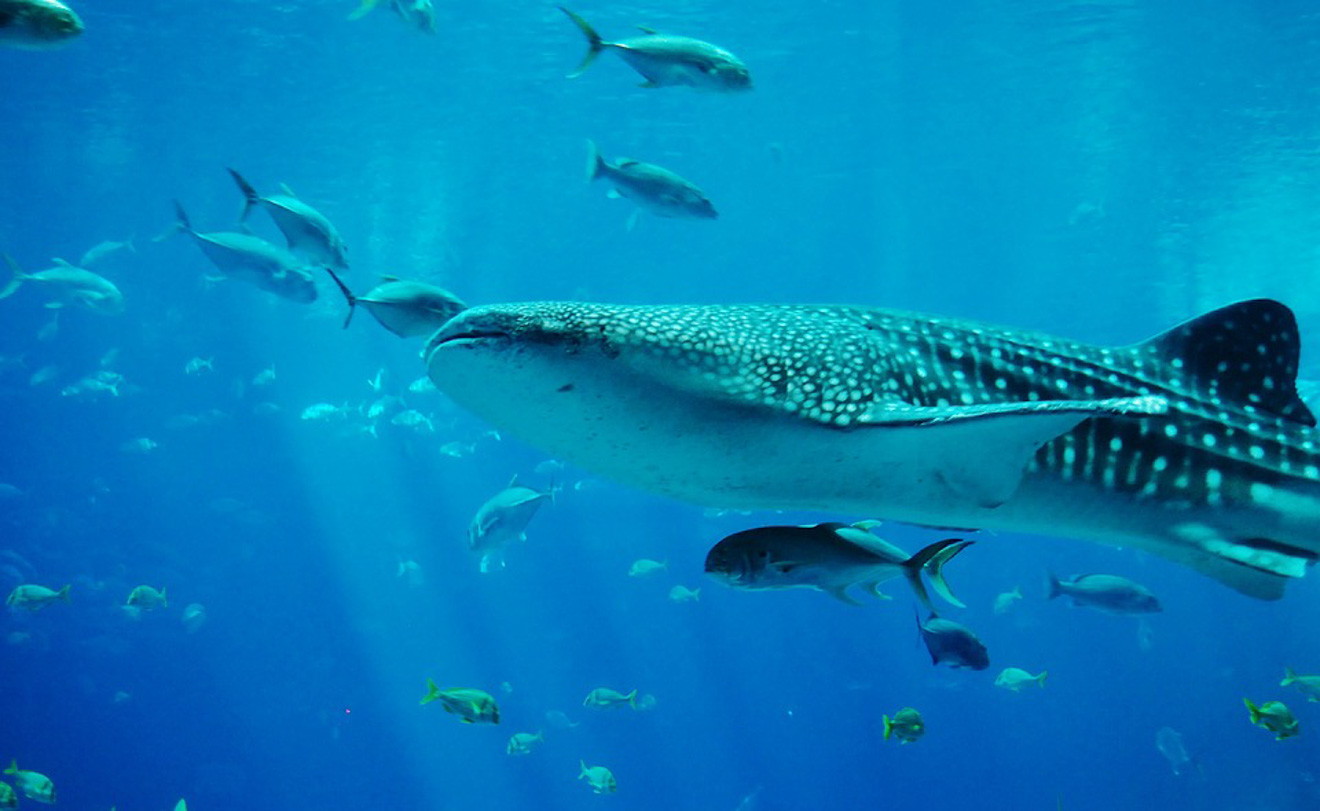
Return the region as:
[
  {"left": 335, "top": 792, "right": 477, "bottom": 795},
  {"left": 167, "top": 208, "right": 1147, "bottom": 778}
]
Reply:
[
  {"left": 1047, "top": 572, "right": 1162, "bottom": 615},
  {"left": 228, "top": 169, "right": 348, "bottom": 270},
  {"left": 347, "top": 0, "right": 435, "bottom": 33},
  {"left": 164, "top": 201, "right": 317, "bottom": 303},
  {"left": 326, "top": 269, "right": 465, "bottom": 338},
  {"left": 468, "top": 476, "right": 554, "bottom": 572},
  {"left": 0, "top": 255, "right": 123, "bottom": 314},
  {"left": 422, "top": 299, "right": 1320, "bottom": 600},
  {"left": 0, "top": 0, "right": 82, "bottom": 50},
  {"left": 559, "top": 7, "right": 751, "bottom": 92},
  {"left": 586, "top": 141, "right": 717, "bottom": 222},
  {"left": 1155, "top": 726, "right": 1193, "bottom": 776},
  {"left": 78, "top": 236, "right": 135, "bottom": 268}
]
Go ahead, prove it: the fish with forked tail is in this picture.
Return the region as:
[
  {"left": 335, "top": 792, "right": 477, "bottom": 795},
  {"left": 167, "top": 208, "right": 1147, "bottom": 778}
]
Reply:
[
  {"left": 559, "top": 6, "right": 750, "bottom": 91},
  {"left": 586, "top": 141, "right": 717, "bottom": 225},
  {"left": 227, "top": 169, "right": 349, "bottom": 271},
  {"left": 1047, "top": 572, "right": 1162, "bottom": 615},
  {"left": 0, "top": 255, "right": 123, "bottom": 314},
  {"left": 917, "top": 612, "right": 989, "bottom": 670},
  {"left": 422, "top": 298, "right": 1320, "bottom": 600},
  {"left": 325, "top": 268, "right": 465, "bottom": 338},
  {"left": 705, "top": 522, "right": 972, "bottom": 610},
  {"left": 162, "top": 201, "right": 317, "bottom": 303}
]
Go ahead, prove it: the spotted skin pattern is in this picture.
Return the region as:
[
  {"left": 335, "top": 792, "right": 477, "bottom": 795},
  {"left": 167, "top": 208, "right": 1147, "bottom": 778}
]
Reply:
[{"left": 425, "top": 299, "right": 1320, "bottom": 599}]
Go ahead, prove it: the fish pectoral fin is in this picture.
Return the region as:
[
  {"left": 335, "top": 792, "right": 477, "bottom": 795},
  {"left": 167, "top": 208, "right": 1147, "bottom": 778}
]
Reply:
[
  {"left": 771, "top": 560, "right": 803, "bottom": 573},
  {"left": 824, "top": 585, "right": 864, "bottom": 606},
  {"left": 637, "top": 80, "right": 660, "bottom": 88},
  {"left": 1162, "top": 524, "right": 1318, "bottom": 599},
  {"left": 857, "top": 396, "right": 1168, "bottom": 508},
  {"left": 635, "top": 25, "right": 658, "bottom": 34}
]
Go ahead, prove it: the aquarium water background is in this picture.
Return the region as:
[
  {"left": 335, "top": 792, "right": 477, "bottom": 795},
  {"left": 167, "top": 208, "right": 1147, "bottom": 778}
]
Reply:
[{"left": 3, "top": 1, "right": 1320, "bottom": 809}]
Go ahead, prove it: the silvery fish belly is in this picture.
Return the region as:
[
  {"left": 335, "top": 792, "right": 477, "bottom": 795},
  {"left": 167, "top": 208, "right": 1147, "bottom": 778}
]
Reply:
[{"left": 424, "top": 299, "right": 1320, "bottom": 599}]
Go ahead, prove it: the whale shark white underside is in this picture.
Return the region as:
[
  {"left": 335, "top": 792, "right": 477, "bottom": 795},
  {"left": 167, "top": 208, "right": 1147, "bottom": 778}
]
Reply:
[{"left": 424, "top": 298, "right": 1320, "bottom": 600}]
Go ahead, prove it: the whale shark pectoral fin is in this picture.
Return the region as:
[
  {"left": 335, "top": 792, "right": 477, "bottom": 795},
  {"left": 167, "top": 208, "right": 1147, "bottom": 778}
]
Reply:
[{"left": 857, "top": 396, "right": 1169, "bottom": 508}]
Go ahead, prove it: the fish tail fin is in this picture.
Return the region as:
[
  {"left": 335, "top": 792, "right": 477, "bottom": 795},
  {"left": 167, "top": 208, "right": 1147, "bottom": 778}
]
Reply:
[
  {"left": 346, "top": 0, "right": 381, "bottom": 21},
  {"left": 626, "top": 689, "right": 637, "bottom": 708},
  {"left": 0, "top": 254, "right": 26, "bottom": 300},
  {"left": 324, "top": 268, "right": 358, "bottom": 328},
  {"left": 560, "top": 7, "right": 605, "bottom": 78},
  {"left": 1037, "top": 671, "right": 1048, "bottom": 688},
  {"left": 1046, "top": 571, "right": 1062, "bottom": 600},
  {"left": 585, "top": 139, "right": 607, "bottom": 182},
  {"left": 578, "top": 759, "right": 589, "bottom": 779},
  {"left": 1282, "top": 667, "right": 1298, "bottom": 686},
  {"left": 125, "top": 235, "right": 137, "bottom": 254},
  {"left": 58, "top": 584, "right": 71, "bottom": 603},
  {"left": 1244, "top": 697, "right": 1261, "bottom": 723},
  {"left": 4, "top": 759, "right": 15, "bottom": 775},
  {"left": 914, "top": 538, "right": 974, "bottom": 609},
  {"left": 160, "top": 586, "right": 167, "bottom": 608},
  {"left": 882, "top": 715, "right": 893, "bottom": 740},
  {"left": 420, "top": 678, "right": 441, "bottom": 705},
  {"left": 227, "top": 169, "right": 260, "bottom": 223},
  {"left": 156, "top": 200, "right": 193, "bottom": 242},
  {"left": 901, "top": 537, "right": 969, "bottom": 613}
]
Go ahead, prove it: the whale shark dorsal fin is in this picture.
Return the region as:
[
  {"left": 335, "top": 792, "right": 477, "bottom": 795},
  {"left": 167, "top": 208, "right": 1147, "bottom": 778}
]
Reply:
[
  {"left": 857, "top": 397, "right": 1168, "bottom": 508},
  {"left": 1134, "top": 298, "right": 1315, "bottom": 426}
]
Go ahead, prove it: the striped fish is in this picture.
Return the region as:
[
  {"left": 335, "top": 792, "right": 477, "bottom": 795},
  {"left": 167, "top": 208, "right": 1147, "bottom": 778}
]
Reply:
[{"left": 423, "top": 298, "right": 1320, "bottom": 599}]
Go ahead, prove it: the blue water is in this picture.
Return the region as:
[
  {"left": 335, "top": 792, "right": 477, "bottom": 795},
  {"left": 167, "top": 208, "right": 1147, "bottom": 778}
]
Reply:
[{"left": 4, "top": 1, "right": 1320, "bottom": 808}]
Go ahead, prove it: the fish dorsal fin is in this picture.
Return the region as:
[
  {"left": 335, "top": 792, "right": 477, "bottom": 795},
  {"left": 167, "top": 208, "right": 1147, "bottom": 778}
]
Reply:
[
  {"left": 1135, "top": 299, "right": 1315, "bottom": 426},
  {"left": 379, "top": 274, "right": 400, "bottom": 283},
  {"left": 279, "top": 182, "right": 299, "bottom": 199},
  {"left": 52, "top": 257, "right": 76, "bottom": 268},
  {"left": 636, "top": 25, "right": 658, "bottom": 35}
]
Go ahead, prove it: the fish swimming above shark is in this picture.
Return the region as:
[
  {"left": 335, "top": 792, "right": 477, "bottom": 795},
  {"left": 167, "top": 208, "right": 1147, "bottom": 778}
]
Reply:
[{"left": 422, "top": 298, "right": 1320, "bottom": 600}]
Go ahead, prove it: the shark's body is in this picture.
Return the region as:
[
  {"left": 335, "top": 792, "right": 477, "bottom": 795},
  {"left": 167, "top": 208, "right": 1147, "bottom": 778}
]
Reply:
[{"left": 423, "top": 299, "right": 1320, "bottom": 599}]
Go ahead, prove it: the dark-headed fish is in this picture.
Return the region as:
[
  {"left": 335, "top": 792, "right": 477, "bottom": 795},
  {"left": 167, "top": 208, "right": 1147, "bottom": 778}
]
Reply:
[
  {"left": 325, "top": 268, "right": 465, "bottom": 338},
  {"left": 0, "top": 0, "right": 82, "bottom": 50},
  {"left": 422, "top": 299, "right": 1320, "bottom": 600},
  {"left": 705, "top": 522, "right": 972, "bottom": 610},
  {"left": 586, "top": 141, "right": 717, "bottom": 224},
  {"left": 559, "top": 6, "right": 750, "bottom": 91},
  {"left": 917, "top": 612, "right": 989, "bottom": 670},
  {"left": 1047, "top": 572, "right": 1162, "bottom": 615},
  {"left": 164, "top": 201, "right": 317, "bottom": 303}
]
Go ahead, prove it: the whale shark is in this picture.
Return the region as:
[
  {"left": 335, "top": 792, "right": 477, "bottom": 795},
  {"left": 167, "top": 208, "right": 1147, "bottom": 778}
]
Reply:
[{"left": 423, "top": 298, "right": 1320, "bottom": 600}]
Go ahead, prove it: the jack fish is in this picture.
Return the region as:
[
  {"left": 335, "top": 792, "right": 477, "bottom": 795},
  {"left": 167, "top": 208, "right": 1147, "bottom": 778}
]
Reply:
[
  {"left": 325, "top": 268, "right": 465, "bottom": 338},
  {"left": 0, "top": 255, "right": 123, "bottom": 314},
  {"left": 586, "top": 140, "right": 718, "bottom": 222},
  {"left": 165, "top": 202, "right": 317, "bottom": 303},
  {"left": 705, "top": 522, "right": 972, "bottom": 610},
  {"left": 0, "top": 0, "right": 82, "bottom": 50},
  {"left": 228, "top": 169, "right": 349, "bottom": 271},
  {"left": 422, "top": 299, "right": 1320, "bottom": 600},
  {"left": 559, "top": 6, "right": 751, "bottom": 91}
]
